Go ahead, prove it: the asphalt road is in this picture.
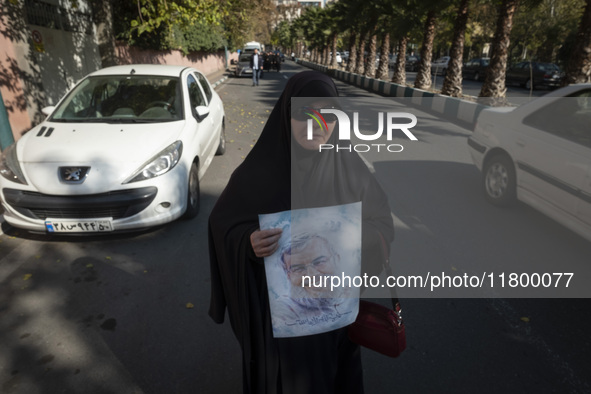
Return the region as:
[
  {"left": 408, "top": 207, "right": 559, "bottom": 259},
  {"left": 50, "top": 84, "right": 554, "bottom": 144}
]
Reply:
[{"left": 1, "top": 61, "right": 590, "bottom": 394}]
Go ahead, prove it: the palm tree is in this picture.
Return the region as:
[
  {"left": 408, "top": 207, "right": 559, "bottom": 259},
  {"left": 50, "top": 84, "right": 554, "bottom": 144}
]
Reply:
[
  {"left": 478, "top": 0, "right": 519, "bottom": 98},
  {"left": 563, "top": 0, "right": 591, "bottom": 84},
  {"left": 392, "top": 35, "right": 409, "bottom": 84},
  {"left": 355, "top": 31, "right": 368, "bottom": 75},
  {"left": 390, "top": 1, "right": 418, "bottom": 85},
  {"left": 365, "top": 33, "right": 378, "bottom": 77},
  {"left": 346, "top": 31, "right": 358, "bottom": 72},
  {"left": 339, "top": 0, "right": 365, "bottom": 73},
  {"left": 414, "top": 10, "right": 438, "bottom": 90},
  {"left": 363, "top": 1, "right": 388, "bottom": 78},
  {"left": 376, "top": 31, "right": 391, "bottom": 80},
  {"left": 441, "top": 0, "right": 471, "bottom": 97}
]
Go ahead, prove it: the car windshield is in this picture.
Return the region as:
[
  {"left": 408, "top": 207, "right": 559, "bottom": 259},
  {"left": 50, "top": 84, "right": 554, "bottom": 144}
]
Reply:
[
  {"left": 538, "top": 63, "right": 560, "bottom": 72},
  {"left": 50, "top": 75, "right": 183, "bottom": 123},
  {"left": 239, "top": 54, "right": 251, "bottom": 62}
]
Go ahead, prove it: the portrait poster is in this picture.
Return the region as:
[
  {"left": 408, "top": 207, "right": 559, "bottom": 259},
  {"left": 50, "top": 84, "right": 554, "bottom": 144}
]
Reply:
[{"left": 259, "top": 202, "right": 362, "bottom": 338}]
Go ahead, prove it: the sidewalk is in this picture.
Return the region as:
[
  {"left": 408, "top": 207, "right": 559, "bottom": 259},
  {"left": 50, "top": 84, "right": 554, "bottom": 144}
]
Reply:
[{"left": 206, "top": 67, "right": 233, "bottom": 89}]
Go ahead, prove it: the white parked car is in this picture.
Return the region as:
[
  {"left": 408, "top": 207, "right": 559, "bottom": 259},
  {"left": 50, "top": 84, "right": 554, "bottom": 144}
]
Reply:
[
  {"left": 0, "top": 64, "right": 226, "bottom": 234},
  {"left": 431, "top": 56, "right": 450, "bottom": 75},
  {"left": 467, "top": 84, "right": 591, "bottom": 242}
]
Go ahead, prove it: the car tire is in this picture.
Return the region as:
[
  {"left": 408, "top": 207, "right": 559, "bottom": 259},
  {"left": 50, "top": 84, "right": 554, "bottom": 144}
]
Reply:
[
  {"left": 474, "top": 72, "right": 479, "bottom": 81},
  {"left": 482, "top": 154, "right": 516, "bottom": 207},
  {"left": 183, "top": 162, "right": 200, "bottom": 219},
  {"left": 215, "top": 122, "right": 226, "bottom": 156},
  {"left": 525, "top": 79, "right": 535, "bottom": 90}
]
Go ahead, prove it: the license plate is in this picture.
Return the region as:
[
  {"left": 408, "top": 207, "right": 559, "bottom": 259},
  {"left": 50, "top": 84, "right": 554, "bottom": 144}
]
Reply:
[{"left": 45, "top": 219, "right": 114, "bottom": 233}]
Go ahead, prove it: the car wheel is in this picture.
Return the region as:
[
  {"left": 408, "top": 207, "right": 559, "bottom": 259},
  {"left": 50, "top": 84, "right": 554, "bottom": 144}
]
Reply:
[
  {"left": 525, "top": 79, "right": 535, "bottom": 90},
  {"left": 474, "top": 72, "right": 479, "bottom": 81},
  {"left": 482, "top": 154, "right": 516, "bottom": 207},
  {"left": 216, "top": 122, "right": 226, "bottom": 156},
  {"left": 183, "top": 162, "right": 200, "bottom": 219}
]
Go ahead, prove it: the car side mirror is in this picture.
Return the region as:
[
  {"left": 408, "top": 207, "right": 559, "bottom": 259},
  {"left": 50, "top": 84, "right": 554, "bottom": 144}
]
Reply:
[
  {"left": 195, "top": 106, "right": 210, "bottom": 120},
  {"left": 41, "top": 106, "right": 55, "bottom": 116}
]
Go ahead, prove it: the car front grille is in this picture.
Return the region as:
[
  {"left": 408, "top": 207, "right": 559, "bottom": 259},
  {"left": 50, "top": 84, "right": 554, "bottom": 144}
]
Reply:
[
  {"left": 2, "top": 187, "right": 158, "bottom": 220},
  {"left": 28, "top": 207, "right": 130, "bottom": 220}
]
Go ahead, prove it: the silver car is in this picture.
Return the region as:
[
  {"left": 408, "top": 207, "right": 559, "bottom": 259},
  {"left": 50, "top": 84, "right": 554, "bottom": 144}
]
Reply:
[{"left": 234, "top": 54, "right": 253, "bottom": 77}]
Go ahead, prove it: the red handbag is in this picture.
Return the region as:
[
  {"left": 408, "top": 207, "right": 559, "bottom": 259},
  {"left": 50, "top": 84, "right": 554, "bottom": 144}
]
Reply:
[
  {"left": 348, "top": 299, "right": 406, "bottom": 358},
  {"left": 348, "top": 232, "right": 406, "bottom": 357}
]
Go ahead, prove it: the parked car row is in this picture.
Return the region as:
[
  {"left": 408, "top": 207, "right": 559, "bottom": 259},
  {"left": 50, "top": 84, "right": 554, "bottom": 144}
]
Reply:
[
  {"left": 463, "top": 57, "right": 489, "bottom": 81},
  {"left": 454, "top": 57, "right": 564, "bottom": 90},
  {"left": 505, "top": 61, "right": 563, "bottom": 90},
  {"left": 385, "top": 54, "right": 422, "bottom": 71}
]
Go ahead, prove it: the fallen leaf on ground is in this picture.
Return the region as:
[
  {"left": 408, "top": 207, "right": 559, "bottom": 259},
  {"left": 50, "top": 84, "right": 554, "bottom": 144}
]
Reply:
[{"left": 23, "top": 274, "right": 32, "bottom": 281}]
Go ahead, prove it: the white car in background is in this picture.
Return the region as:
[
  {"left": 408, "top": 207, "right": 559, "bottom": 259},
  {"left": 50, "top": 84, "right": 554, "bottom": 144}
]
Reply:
[
  {"left": 431, "top": 56, "right": 450, "bottom": 75},
  {"left": 0, "top": 64, "right": 226, "bottom": 234},
  {"left": 467, "top": 84, "right": 591, "bottom": 242}
]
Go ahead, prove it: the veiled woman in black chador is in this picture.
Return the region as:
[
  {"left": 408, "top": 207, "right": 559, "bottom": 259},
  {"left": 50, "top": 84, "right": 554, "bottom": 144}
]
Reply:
[{"left": 208, "top": 71, "right": 394, "bottom": 394}]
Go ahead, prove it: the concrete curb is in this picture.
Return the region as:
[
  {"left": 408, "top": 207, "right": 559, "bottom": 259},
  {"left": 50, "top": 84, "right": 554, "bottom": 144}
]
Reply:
[
  {"left": 211, "top": 75, "right": 229, "bottom": 89},
  {"left": 297, "top": 59, "right": 489, "bottom": 129}
]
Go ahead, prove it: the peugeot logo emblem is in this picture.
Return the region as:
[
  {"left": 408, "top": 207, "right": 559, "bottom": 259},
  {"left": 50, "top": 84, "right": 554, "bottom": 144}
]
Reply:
[{"left": 59, "top": 167, "right": 90, "bottom": 184}]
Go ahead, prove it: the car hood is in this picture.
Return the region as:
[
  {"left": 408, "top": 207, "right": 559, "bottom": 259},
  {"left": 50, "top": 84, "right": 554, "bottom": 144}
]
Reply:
[{"left": 16, "top": 120, "right": 186, "bottom": 194}]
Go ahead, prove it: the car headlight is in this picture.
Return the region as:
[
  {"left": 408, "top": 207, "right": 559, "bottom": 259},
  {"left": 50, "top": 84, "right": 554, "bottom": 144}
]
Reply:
[
  {"left": 0, "top": 143, "right": 28, "bottom": 185},
  {"left": 123, "top": 141, "right": 183, "bottom": 184}
]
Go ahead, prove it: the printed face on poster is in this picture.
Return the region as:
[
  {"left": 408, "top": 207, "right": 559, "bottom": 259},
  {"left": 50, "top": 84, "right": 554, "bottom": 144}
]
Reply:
[{"left": 259, "top": 202, "right": 362, "bottom": 338}]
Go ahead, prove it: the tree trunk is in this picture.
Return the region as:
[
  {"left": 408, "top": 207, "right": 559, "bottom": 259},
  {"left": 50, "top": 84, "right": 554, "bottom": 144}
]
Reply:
[
  {"left": 346, "top": 31, "right": 358, "bottom": 73},
  {"left": 90, "top": 0, "right": 118, "bottom": 67},
  {"left": 354, "top": 32, "right": 367, "bottom": 75},
  {"left": 331, "top": 34, "right": 338, "bottom": 68},
  {"left": 365, "top": 32, "right": 378, "bottom": 77},
  {"left": 441, "top": 0, "right": 470, "bottom": 97},
  {"left": 376, "top": 32, "right": 390, "bottom": 80},
  {"left": 414, "top": 11, "right": 438, "bottom": 90},
  {"left": 392, "top": 36, "right": 408, "bottom": 85},
  {"left": 479, "top": 0, "right": 519, "bottom": 99},
  {"left": 563, "top": 0, "right": 591, "bottom": 85},
  {"left": 322, "top": 46, "right": 329, "bottom": 65}
]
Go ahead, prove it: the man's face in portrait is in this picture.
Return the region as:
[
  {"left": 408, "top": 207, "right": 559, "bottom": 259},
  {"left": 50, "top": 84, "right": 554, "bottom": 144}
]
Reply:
[{"left": 283, "top": 237, "right": 338, "bottom": 297}]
